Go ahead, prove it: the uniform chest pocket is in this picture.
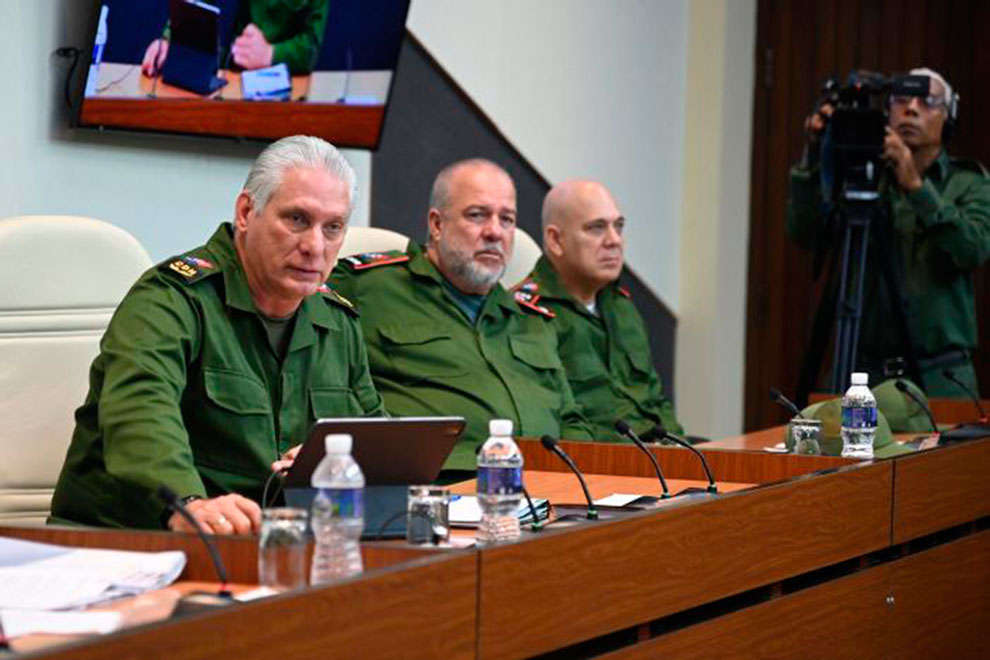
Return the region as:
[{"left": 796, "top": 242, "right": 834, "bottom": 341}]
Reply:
[
  {"left": 379, "top": 323, "right": 469, "bottom": 379},
  {"left": 204, "top": 368, "right": 271, "bottom": 414},
  {"left": 310, "top": 387, "right": 363, "bottom": 418},
  {"left": 626, "top": 349, "right": 653, "bottom": 375},
  {"left": 509, "top": 335, "right": 562, "bottom": 371}
]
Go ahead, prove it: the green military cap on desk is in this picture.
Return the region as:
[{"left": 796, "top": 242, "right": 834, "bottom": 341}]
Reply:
[
  {"left": 787, "top": 399, "right": 915, "bottom": 458},
  {"left": 872, "top": 378, "right": 932, "bottom": 433}
]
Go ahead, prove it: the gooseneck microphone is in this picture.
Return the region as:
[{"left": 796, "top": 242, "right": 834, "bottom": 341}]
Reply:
[
  {"left": 157, "top": 485, "right": 233, "bottom": 598},
  {"left": 654, "top": 425, "right": 718, "bottom": 494},
  {"left": 769, "top": 387, "right": 803, "bottom": 418},
  {"left": 614, "top": 420, "right": 671, "bottom": 499},
  {"left": 540, "top": 436, "right": 598, "bottom": 520},
  {"left": 943, "top": 369, "right": 988, "bottom": 421},
  {"left": 520, "top": 485, "right": 544, "bottom": 532},
  {"left": 895, "top": 380, "right": 939, "bottom": 435}
]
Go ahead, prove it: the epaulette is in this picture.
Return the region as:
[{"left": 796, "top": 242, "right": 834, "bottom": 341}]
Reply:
[
  {"left": 341, "top": 250, "right": 410, "bottom": 271},
  {"left": 160, "top": 254, "right": 219, "bottom": 284},
  {"left": 950, "top": 158, "right": 990, "bottom": 179},
  {"left": 513, "top": 281, "right": 555, "bottom": 319},
  {"left": 317, "top": 283, "right": 358, "bottom": 317}
]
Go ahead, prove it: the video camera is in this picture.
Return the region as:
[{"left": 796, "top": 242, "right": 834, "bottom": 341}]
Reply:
[{"left": 819, "top": 70, "right": 932, "bottom": 205}]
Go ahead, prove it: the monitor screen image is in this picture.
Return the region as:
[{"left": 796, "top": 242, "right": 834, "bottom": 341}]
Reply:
[{"left": 75, "top": 0, "right": 410, "bottom": 148}]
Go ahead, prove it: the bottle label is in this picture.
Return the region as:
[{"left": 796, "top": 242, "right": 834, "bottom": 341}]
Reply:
[
  {"left": 318, "top": 488, "right": 364, "bottom": 517},
  {"left": 477, "top": 466, "right": 522, "bottom": 495},
  {"left": 842, "top": 406, "right": 877, "bottom": 428}
]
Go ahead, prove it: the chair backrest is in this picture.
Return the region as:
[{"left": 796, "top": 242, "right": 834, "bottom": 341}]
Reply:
[
  {"left": 0, "top": 216, "right": 152, "bottom": 525},
  {"left": 501, "top": 227, "right": 543, "bottom": 289},
  {"left": 336, "top": 226, "right": 410, "bottom": 263}
]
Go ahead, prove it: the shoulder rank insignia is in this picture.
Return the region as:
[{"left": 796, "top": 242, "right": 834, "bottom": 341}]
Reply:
[
  {"left": 617, "top": 285, "right": 631, "bottom": 299},
  {"left": 342, "top": 250, "right": 410, "bottom": 271},
  {"left": 513, "top": 287, "right": 555, "bottom": 318},
  {"left": 163, "top": 255, "right": 218, "bottom": 283},
  {"left": 318, "top": 283, "right": 358, "bottom": 316}
]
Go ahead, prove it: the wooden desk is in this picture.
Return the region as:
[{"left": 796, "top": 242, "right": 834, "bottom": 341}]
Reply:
[{"left": 5, "top": 435, "right": 988, "bottom": 660}]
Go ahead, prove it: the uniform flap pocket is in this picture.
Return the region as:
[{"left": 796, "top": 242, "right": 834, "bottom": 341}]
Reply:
[
  {"left": 204, "top": 369, "right": 270, "bottom": 415},
  {"left": 310, "top": 386, "right": 361, "bottom": 417},
  {"left": 568, "top": 353, "right": 607, "bottom": 381},
  {"left": 509, "top": 335, "right": 560, "bottom": 370},
  {"left": 379, "top": 323, "right": 452, "bottom": 346}
]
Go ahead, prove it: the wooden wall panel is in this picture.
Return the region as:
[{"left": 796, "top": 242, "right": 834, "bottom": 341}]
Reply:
[{"left": 746, "top": 0, "right": 990, "bottom": 432}]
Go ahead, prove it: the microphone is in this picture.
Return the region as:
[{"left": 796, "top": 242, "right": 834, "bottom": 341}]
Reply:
[
  {"left": 654, "top": 425, "right": 718, "bottom": 494},
  {"left": 769, "top": 387, "right": 803, "bottom": 418},
  {"left": 520, "top": 485, "right": 544, "bottom": 532},
  {"left": 614, "top": 420, "right": 671, "bottom": 499},
  {"left": 539, "top": 436, "right": 598, "bottom": 520},
  {"left": 942, "top": 369, "right": 988, "bottom": 421},
  {"left": 895, "top": 380, "right": 938, "bottom": 435},
  {"left": 157, "top": 486, "right": 233, "bottom": 598}
]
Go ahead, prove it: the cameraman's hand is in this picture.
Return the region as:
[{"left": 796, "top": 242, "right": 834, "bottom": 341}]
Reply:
[
  {"left": 884, "top": 127, "right": 923, "bottom": 192},
  {"left": 804, "top": 102, "right": 834, "bottom": 145}
]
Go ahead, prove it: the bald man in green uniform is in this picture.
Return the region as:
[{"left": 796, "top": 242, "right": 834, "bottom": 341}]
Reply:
[
  {"left": 331, "top": 159, "right": 591, "bottom": 471},
  {"left": 515, "top": 180, "right": 683, "bottom": 442},
  {"left": 51, "top": 136, "right": 383, "bottom": 533}
]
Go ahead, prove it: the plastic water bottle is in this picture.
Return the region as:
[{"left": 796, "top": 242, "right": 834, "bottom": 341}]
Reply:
[
  {"left": 841, "top": 372, "right": 877, "bottom": 459},
  {"left": 84, "top": 4, "right": 109, "bottom": 97},
  {"left": 310, "top": 434, "right": 365, "bottom": 585},
  {"left": 476, "top": 419, "right": 523, "bottom": 545}
]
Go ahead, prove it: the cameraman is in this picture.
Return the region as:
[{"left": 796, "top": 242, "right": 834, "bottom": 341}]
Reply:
[{"left": 786, "top": 68, "right": 990, "bottom": 396}]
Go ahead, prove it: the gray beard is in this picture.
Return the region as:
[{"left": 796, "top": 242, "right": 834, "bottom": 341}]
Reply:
[{"left": 437, "top": 241, "right": 506, "bottom": 293}]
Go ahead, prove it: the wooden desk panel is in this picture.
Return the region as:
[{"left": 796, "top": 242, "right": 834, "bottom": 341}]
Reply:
[
  {"left": 521, "top": 438, "right": 855, "bottom": 485},
  {"left": 891, "top": 438, "right": 990, "bottom": 544},
  {"left": 476, "top": 461, "right": 892, "bottom": 660},
  {"left": 599, "top": 566, "right": 890, "bottom": 660},
  {"left": 31, "top": 553, "right": 477, "bottom": 660},
  {"left": 888, "top": 530, "right": 990, "bottom": 660}
]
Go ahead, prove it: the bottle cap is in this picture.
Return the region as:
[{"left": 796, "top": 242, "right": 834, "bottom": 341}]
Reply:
[
  {"left": 850, "top": 372, "right": 869, "bottom": 386},
  {"left": 489, "top": 419, "right": 513, "bottom": 436},
  {"left": 324, "top": 433, "right": 353, "bottom": 455}
]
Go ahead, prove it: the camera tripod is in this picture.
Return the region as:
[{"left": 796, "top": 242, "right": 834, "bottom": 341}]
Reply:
[{"left": 795, "top": 192, "right": 924, "bottom": 405}]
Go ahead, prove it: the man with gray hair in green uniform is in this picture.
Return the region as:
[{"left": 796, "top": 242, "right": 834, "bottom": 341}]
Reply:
[
  {"left": 51, "top": 135, "right": 384, "bottom": 533},
  {"left": 331, "top": 159, "right": 591, "bottom": 472},
  {"left": 514, "top": 180, "right": 683, "bottom": 441},
  {"left": 788, "top": 67, "right": 990, "bottom": 396}
]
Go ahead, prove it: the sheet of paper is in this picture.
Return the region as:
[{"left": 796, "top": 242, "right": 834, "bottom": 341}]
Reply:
[
  {"left": 0, "top": 537, "right": 186, "bottom": 610},
  {"left": 593, "top": 493, "right": 644, "bottom": 507},
  {"left": 0, "top": 609, "right": 121, "bottom": 637}
]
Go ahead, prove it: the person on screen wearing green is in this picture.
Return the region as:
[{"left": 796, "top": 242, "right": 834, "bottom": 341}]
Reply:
[
  {"left": 514, "top": 180, "right": 683, "bottom": 442},
  {"left": 50, "top": 135, "right": 383, "bottom": 534},
  {"left": 330, "top": 159, "right": 592, "bottom": 472},
  {"left": 143, "top": 0, "right": 330, "bottom": 77}
]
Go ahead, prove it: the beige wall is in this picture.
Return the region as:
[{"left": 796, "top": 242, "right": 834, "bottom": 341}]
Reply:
[{"left": 675, "top": 0, "right": 756, "bottom": 438}]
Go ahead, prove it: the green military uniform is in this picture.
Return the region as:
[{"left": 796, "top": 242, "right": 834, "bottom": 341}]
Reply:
[
  {"left": 329, "top": 243, "right": 592, "bottom": 470},
  {"left": 50, "top": 223, "right": 384, "bottom": 529},
  {"left": 515, "top": 256, "right": 683, "bottom": 441},
  {"left": 787, "top": 149, "right": 990, "bottom": 396},
  {"left": 232, "top": 0, "right": 330, "bottom": 74}
]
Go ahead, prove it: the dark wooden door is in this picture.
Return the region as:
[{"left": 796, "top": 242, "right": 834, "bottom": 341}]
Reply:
[{"left": 745, "top": 0, "right": 990, "bottom": 431}]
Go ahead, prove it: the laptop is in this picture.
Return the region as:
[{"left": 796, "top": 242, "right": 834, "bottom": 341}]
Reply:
[
  {"left": 162, "top": 0, "right": 228, "bottom": 95},
  {"left": 284, "top": 417, "right": 466, "bottom": 487}
]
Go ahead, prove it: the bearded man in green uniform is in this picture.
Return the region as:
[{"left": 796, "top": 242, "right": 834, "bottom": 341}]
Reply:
[
  {"left": 331, "top": 159, "right": 591, "bottom": 471},
  {"left": 787, "top": 67, "right": 990, "bottom": 396},
  {"left": 51, "top": 135, "right": 383, "bottom": 533},
  {"left": 515, "top": 180, "right": 683, "bottom": 442}
]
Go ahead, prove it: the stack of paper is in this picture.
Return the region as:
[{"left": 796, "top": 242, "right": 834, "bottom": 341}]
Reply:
[
  {"left": 449, "top": 495, "right": 550, "bottom": 527},
  {"left": 0, "top": 537, "right": 186, "bottom": 638}
]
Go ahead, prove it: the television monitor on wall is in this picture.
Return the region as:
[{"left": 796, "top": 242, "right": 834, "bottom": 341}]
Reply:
[{"left": 74, "top": 0, "right": 410, "bottom": 149}]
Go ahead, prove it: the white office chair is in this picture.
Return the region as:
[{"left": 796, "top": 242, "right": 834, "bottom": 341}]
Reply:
[
  {"left": 0, "top": 216, "right": 152, "bottom": 525},
  {"left": 501, "top": 227, "right": 543, "bottom": 289},
  {"left": 336, "top": 226, "right": 410, "bottom": 264}
]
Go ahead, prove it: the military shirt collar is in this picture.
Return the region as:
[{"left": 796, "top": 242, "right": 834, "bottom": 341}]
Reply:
[
  {"left": 531, "top": 255, "right": 619, "bottom": 317},
  {"left": 407, "top": 241, "right": 521, "bottom": 318},
  {"left": 928, "top": 149, "right": 951, "bottom": 184},
  {"left": 205, "top": 223, "right": 338, "bottom": 335}
]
